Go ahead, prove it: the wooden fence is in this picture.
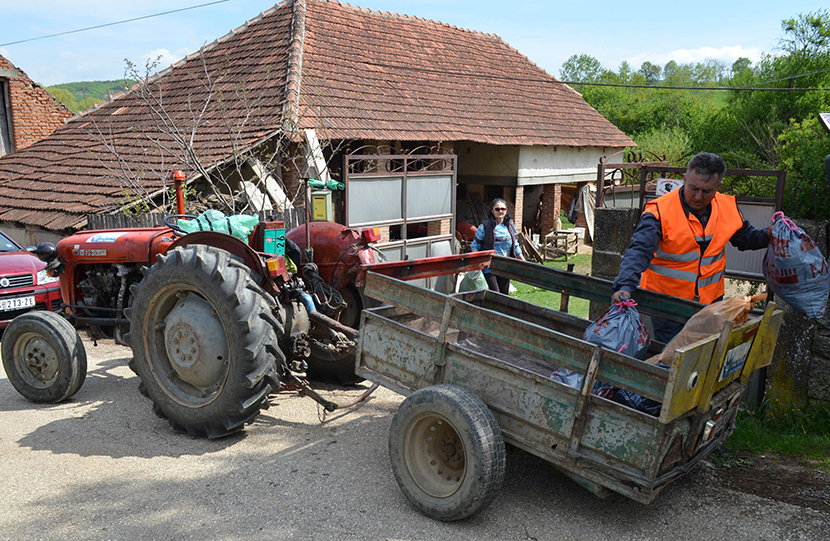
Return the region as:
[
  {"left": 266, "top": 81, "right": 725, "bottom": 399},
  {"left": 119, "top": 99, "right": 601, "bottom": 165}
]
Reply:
[{"left": 86, "top": 207, "right": 306, "bottom": 231}]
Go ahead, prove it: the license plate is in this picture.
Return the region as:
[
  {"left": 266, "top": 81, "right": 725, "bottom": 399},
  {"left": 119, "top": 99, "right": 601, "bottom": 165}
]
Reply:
[{"left": 0, "top": 295, "right": 35, "bottom": 312}]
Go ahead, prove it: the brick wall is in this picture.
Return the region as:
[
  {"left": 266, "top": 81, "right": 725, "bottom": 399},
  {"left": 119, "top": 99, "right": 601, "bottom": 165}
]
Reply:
[
  {"left": 427, "top": 218, "right": 451, "bottom": 236},
  {"left": 540, "top": 184, "right": 562, "bottom": 234},
  {"left": 1, "top": 55, "right": 71, "bottom": 152},
  {"left": 511, "top": 186, "right": 525, "bottom": 232}
]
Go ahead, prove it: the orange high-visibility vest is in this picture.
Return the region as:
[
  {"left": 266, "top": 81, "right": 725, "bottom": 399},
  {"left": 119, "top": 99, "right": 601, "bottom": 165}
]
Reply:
[{"left": 640, "top": 190, "right": 744, "bottom": 304}]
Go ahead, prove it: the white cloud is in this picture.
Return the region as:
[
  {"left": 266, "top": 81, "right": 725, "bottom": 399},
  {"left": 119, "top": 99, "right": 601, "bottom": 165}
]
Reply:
[{"left": 627, "top": 45, "right": 764, "bottom": 69}]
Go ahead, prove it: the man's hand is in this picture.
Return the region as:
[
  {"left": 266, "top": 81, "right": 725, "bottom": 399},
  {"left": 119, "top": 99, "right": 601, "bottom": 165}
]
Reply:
[{"left": 611, "top": 290, "right": 631, "bottom": 303}]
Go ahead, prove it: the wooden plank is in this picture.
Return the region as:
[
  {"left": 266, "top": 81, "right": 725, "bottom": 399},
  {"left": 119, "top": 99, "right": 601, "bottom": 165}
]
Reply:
[
  {"left": 518, "top": 231, "right": 544, "bottom": 263},
  {"left": 364, "top": 272, "right": 447, "bottom": 320},
  {"left": 660, "top": 338, "right": 718, "bottom": 424},
  {"left": 742, "top": 304, "right": 783, "bottom": 380},
  {"left": 696, "top": 320, "right": 735, "bottom": 414},
  {"left": 489, "top": 256, "right": 703, "bottom": 323}
]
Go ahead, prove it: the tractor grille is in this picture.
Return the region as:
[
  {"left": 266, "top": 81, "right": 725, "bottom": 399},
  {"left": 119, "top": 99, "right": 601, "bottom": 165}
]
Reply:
[
  {"left": 0, "top": 274, "right": 34, "bottom": 288},
  {"left": 51, "top": 298, "right": 63, "bottom": 312}
]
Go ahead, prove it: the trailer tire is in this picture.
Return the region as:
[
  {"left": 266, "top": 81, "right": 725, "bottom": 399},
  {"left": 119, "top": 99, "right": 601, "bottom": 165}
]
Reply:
[
  {"left": 127, "top": 245, "right": 282, "bottom": 438},
  {"left": 388, "top": 384, "right": 505, "bottom": 521},
  {"left": 2, "top": 311, "right": 87, "bottom": 403}
]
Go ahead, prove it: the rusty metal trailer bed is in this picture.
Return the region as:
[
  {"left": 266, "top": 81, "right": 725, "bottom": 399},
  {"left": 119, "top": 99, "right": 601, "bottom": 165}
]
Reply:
[{"left": 355, "top": 256, "right": 783, "bottom": 521}]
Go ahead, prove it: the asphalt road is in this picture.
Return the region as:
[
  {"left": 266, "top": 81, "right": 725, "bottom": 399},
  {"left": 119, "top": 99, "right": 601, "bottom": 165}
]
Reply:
[{"left": 1, "top": 336, "right": 827, "bottom": 541}]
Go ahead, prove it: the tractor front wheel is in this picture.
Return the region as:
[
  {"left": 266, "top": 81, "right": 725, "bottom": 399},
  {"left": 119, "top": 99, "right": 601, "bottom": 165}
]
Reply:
[{"left": 1, "top": 311, "right": 87, "bottom": 403}]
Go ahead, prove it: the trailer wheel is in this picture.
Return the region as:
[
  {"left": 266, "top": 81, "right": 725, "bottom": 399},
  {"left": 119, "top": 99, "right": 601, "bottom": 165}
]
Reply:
[
  {"left": 306, "top": 285, "right": 363, "bottom": 385},
  {"left": 127, "top": 245, "right": 283, "bottom": 438},
  {"left": 2, "top": 311, "right": 87, "bottom": 403},
  {"left": 388, "top": 384, "right": 505, "bottom": 521}
]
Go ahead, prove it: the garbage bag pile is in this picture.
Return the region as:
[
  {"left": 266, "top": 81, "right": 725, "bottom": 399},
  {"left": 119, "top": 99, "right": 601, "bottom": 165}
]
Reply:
[{"left": 551, "top": 300, "right": 662, "bottom": 417}]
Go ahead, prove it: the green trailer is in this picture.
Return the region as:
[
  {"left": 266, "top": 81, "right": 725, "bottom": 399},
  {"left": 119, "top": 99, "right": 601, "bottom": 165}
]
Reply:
[{"left": 355, "top": 255, "right": 783, "bottom": 521}]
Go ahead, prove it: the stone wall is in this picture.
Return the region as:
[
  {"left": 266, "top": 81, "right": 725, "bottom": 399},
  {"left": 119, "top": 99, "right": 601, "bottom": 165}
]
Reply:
[
  {"left": 592, "top": 207, "right": 830, "bottom": 407},
  {"left": 765, "top": 219, "right": 830, "bottom": 406}
]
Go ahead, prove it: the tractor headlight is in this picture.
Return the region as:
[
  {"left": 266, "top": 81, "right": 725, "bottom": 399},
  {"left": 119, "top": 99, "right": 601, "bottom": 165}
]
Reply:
[{"left": 37, "top": 269, "right": 60, "bottom": 285}]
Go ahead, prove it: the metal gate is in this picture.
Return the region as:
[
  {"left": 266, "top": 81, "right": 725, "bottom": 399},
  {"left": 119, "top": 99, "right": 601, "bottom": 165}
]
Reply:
[
  {"left": 344, "top": 148, "right": 456, "bottom": 265},
  {"left": 596, "top": 155, "right": 785, "bottom": 281}
]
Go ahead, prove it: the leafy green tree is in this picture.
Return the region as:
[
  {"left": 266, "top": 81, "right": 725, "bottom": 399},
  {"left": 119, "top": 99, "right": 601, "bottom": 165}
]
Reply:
[
  {"left": 731, "top": 57, "right": 753, "bottom": 78},
  {"left": 632, "top": 125, "right": 693, "bottom": 165},
  {"left": 781, "top": 9, "right": 830, "bottom": 54},
  {"left": 560, "top": 54, "right": 605, "bottom": 83},
  {"left": 47, "top": 87, "right": 78, "bottom": 112},
  {"left": 638, "top": 61, "right": 662, "bottom": 85},
  {"left": 46, "top": 79, "right": 134, "bottom": 113},
  {"left": 779, "top": 116, "right": 830, "bottom": 219}
]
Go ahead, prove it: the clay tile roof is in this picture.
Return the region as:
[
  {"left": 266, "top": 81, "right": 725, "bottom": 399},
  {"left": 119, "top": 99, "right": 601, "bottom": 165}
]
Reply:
[{"left": 0, "top": 0, "right": 632, "bottom": 232}]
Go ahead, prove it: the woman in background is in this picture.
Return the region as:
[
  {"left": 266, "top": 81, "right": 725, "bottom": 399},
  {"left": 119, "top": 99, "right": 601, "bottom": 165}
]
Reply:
[{"left": 471, "top": 198, "right": 525, "bottom": 293}]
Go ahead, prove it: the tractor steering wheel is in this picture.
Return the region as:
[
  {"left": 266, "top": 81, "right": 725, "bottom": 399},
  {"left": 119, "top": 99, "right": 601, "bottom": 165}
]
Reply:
[{"left": 164, "top": 214, "right": 198, "bottom": 236}]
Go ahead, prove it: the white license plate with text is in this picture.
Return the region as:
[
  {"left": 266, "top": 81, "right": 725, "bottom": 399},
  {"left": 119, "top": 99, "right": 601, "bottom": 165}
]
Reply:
[{"left": 0, "top": 296, "right": 35, "bottom": 312}]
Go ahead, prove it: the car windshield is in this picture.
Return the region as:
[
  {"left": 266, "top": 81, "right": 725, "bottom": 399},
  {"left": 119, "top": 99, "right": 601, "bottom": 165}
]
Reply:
[{"left": 0, "top": 232, "right": 22, "bottom": 253}]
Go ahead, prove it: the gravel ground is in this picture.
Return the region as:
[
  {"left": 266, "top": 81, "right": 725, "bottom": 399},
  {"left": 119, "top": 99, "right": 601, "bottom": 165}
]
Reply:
[{"left": 1, "top": 336, "right": 827, "bottom": 541}]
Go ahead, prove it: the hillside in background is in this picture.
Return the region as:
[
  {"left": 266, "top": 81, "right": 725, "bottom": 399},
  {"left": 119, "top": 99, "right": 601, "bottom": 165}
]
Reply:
[{"left": 46, "top": 79, "right": 135, "bottom": 113}]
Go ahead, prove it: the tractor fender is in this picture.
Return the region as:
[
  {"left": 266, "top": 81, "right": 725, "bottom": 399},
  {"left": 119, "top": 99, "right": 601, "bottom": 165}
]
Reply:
[{"left": 166, "top": 231, "right": 267, "bottom": 279}]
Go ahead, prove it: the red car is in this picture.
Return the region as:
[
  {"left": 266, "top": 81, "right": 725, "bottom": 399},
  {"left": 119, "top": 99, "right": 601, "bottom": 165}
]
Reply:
[{"left": 0, "top": 231, "right": 62, "bottom": 328}]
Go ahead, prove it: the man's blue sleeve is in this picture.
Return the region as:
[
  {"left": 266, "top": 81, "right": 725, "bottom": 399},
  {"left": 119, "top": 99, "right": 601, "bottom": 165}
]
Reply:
[
  {"left": 612, "top": 214, "right": 662, "bottom": 294},
  {"left": 729, "top": 218, "right": 771, "bottom": 251}
]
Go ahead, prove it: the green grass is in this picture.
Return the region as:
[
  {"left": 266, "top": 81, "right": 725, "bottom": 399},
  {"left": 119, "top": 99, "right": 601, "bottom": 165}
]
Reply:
[
  {"left": 511, "top": 253, "right": 593, "bottom": 319},
  {"left": 724, "top": 400, "right": 830, "bottom": 470}
]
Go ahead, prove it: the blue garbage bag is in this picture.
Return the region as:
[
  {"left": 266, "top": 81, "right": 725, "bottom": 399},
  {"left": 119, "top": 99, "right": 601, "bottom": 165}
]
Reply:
[
  {"left": 763, "top": 212, "right": 830, "bottom": 319},
  {"left": 582, "top": 299, "right": 651, "bottom": 359}
]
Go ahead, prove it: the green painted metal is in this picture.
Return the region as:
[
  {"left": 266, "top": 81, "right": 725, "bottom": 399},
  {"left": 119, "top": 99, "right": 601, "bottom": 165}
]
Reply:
[
  {"left": 489, "top": 255, "right": 703, "bottom": 323},
  {"left": 357, "top": 266, "right": 781, "bottom": 504}
]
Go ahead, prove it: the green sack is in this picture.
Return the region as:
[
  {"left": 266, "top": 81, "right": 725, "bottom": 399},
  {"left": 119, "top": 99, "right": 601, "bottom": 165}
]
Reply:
[
  {"left": 458, "top": 270, "right": 488, "bottom": 292},
  {"left": 177, "top": 210, "right": 260, "bottom": 243}
]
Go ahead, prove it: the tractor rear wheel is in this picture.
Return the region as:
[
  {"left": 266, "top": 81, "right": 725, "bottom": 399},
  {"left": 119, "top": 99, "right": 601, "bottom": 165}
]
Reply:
[
  {"left": 2, "top": 311, "right": 87, "bottom": 403},
  {"left": 306, "top": 284, "right": 363, "bottom": 385},
  {"left": 126, "top": 245, "right": 283, "bottom": 438}
]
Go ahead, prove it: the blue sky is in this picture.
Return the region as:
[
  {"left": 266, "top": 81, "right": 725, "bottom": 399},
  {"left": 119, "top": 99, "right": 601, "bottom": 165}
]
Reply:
[{"left": 1, "top": 0, "right": 826, "bottom": 86}]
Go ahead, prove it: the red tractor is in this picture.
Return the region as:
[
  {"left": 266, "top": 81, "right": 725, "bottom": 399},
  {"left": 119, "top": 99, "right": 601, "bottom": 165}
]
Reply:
[{"left": 2, "top": 213, "right": 487, "bottom": 438}]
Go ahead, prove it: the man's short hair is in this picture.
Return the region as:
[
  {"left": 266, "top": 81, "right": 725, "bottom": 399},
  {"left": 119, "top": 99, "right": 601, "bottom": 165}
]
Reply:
[{"left": 687, "top": 152, "right": 726, "bottom": 182}]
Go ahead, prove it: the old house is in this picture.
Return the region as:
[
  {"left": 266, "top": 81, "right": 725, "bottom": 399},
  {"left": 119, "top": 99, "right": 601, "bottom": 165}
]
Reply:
[
  {"left": 0, "top": 53, "right": 72, "bottom": 158},
  {"left": 0, "top": 0, "right": 632, "bottom": 247}
]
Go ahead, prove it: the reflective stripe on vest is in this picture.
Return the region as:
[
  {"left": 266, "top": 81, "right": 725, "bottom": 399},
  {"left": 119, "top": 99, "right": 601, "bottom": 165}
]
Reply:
[{"left": 640, "top": 190, "right": 744, "bottom": 303}]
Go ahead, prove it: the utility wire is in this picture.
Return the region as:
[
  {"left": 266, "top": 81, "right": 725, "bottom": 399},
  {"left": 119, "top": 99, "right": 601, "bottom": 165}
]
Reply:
[
  {"left": 0, "top": 0, "right": 230, "bottom": 47},
  {"left": 363, "top": 61, "right": 830, "bottom": 92}
]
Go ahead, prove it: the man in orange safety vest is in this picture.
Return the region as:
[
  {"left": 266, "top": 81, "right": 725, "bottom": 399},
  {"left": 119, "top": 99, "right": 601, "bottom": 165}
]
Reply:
[{"left": 611, "top": 152, "right": 772, "bottom": 342}]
